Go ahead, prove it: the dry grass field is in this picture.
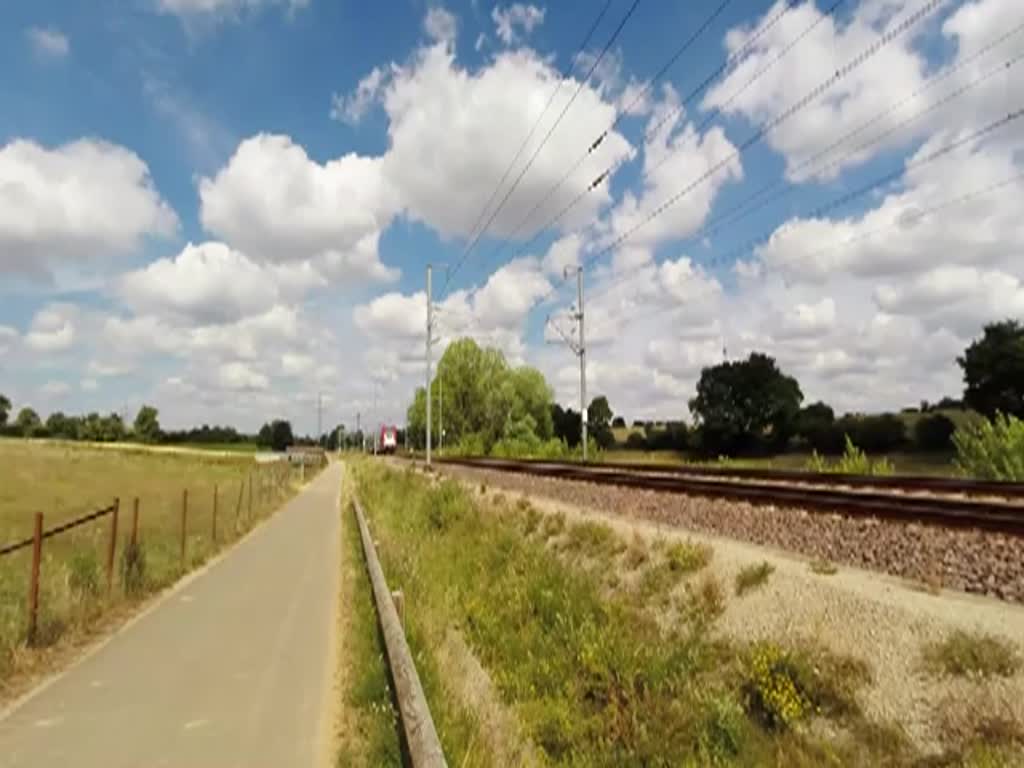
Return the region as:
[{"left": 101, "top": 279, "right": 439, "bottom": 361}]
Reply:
[{"left": 0, "top": 439, "right": 308, "bottom": 698}]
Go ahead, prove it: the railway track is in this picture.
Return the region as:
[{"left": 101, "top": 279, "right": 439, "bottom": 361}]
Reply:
[{"left": 435, "top": 457, "right": 1024, "bottom": 537}]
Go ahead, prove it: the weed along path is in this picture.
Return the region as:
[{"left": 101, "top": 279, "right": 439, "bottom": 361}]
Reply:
[{"left": 0, "top": 461, "right": 342, "bottom": 768}]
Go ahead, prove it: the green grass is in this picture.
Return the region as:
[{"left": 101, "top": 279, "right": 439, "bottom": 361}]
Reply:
[
  {"left": 922, "top": 630, "right": 1021, "bottom": 679},
  {"left": 353, "top": 461, "right": 925, "bottom": 766},
  {"left": 336, "top": 497, "right": 402, "bottom": 766},
  {"left": 735, "top": 562, "right": 775, "bottom": 596},
  {"left": 0, "top": 440, "right": 309, "bottom": 695}
]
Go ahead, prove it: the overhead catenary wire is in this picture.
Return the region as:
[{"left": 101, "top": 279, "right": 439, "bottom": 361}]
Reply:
[
  {"left": 586, "top": 170, "right": 1024, "bottom": 340},
  {"left": 585, "top": 0, "right": 948, "bottom": 274},
  {"left": 583, "top": 25, "right": 1024, "bottom": 308},
  {"left": 473, "top": 0, "right": 800, "bottom": 279},
  {"left": 645, "top": 0, "right": 848, "bottom": 150},
  {"left": 458, "top": 0, "right": 616, "bottom": 252},
  {"left": 531, "top": 0, "right": 946, "bottom": 313},
  {"left": 585, "top": 120, "right": 1024, "bottom": 338},
  {"left": 443, "top": 0, "right": 643, "bottom": 294}
]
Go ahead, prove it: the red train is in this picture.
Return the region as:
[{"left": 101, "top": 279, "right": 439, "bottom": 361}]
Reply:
[{"left": 378, "top": 425, "right": 398, "bottom": 454}]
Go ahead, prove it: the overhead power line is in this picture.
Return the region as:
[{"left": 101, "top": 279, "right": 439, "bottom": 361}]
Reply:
[
  {"left": 459, "top": 0, "right": 615, "bottom": 251},
  {"left": 587, "top": 168, "right": 1024, "bottom": 340},
  {"left": 584, "top": 25, "right": 1024, "bottom": 307},
  {"left": 443, "top": 0, "right": 643, "bottom": 293},
  {"left": 587, "top": 0, "right": 947, "bottom": 270},
  {"left": 530, "top": 0, "right": 945, "bottom": 313},
  {"left": 645, "top": 0, "right": 848, "bottom": 146},
  {"left": 472, "top": 0, "right": 796, "bottom": 280}
]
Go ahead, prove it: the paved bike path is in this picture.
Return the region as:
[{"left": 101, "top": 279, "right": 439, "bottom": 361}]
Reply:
[{"left": 0, "top": 461, "right": 342, "bottom": 768}]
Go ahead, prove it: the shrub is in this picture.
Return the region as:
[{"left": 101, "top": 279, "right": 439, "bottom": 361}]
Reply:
[
  {"left": 665, "top": 540, "right": 712, "bottom": 573},
  {"left": 953, "top": 413, "right": 1024, "bottom": 481},
  {"left": 68, "top": 550, "right": 101, "bottom": 598},
  {"left": 735, "top": 562, "right": 775, "bottom": 596},
  {"left": 923, "top": 630, "right": 1021, "bottom": 678},
  {"left": 803, "top": 422, "right": 848, "bottom": 454},
  {"left": 915, "top": 413, "right": 956, "bottom": 452},
  {"left": 624, "top": 432, "right": 647, "bottom": 450},
  {"left": 850, "top": 414, "right": 906, "bottom": 453},
  {"left": 743, "top": 644, "right": 811, "bottom": 729}
]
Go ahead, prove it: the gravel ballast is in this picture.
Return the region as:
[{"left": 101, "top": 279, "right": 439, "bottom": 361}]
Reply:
[{"left": 440, "top": 464, "right": 1024, "bottom": 603}]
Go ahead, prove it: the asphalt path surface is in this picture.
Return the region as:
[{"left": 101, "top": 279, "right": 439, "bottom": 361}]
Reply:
[{"left": 0, "top": 461, "right": 342, "bottom": 768}]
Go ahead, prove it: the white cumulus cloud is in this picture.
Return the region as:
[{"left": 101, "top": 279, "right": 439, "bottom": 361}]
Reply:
[
  {"left": 0, "top": 139, "right": 178, "bottom": 280},
  {"left": 492, "top": 4, "right": 546, "bottom": 46}
]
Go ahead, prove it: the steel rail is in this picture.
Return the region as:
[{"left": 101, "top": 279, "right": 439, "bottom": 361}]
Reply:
[{"left": 435, "top": 458, "right": 1024, "bottom": 536}]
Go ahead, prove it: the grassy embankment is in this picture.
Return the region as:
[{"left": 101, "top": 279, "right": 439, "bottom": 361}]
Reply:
[
  {"left": 337, "top": 463, "right": 493, "bottom": 766},
  {"left": 346, "top": 461, "right": 1021, "bottom": 766},
  {"left": 0, "top": 440, "right": 309, "bottom": 697}
]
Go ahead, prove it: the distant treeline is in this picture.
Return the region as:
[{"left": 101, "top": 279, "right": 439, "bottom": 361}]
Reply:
[{"left": 0, "top": 398, "right": 325, "bottom": 451}]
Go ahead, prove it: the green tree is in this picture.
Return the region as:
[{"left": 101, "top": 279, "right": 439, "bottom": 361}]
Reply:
[
  {"left": 587, "top": 395, "right": 615, "bottom": 449},
  {"left": 15, "top": 406, "right": 42, "bottom": 437},
  {"left": 508, "top": 366, "right": 554, "bottom": 441},
  {"left": 98, "top": 413, "right": 126, "bottom": 442},
  {"left": 796, "top": 401, "right": 840, "bottom": 452},
  {"left": 0, "top": 393, "right": 10, "bottom": 426},
  {"left": 958, "top": 319, "right": 1024, "bottom": 419},
  {"left": 269, "top": 419, "right": 294, "bottom": 452},
  {"left": 689, "top": 352, "right": 803, "bottom": 456},
  {"left": 256, "top": 422, "right": 273, "bottom": 447},
  {"left": 45, "top": 411, "right": 77, "bottom": 439},
  {"left": 915, "top": 413, "right": 956, "bottom": 452},
  {"left": 133, "top": 405, "right": 161, "bottom": 443},
  {"left": 407, "top": 339, "right": 556, "bottom": 454},
  {"left": 551, "top": 404, "right": 582, "bottom": 448}
]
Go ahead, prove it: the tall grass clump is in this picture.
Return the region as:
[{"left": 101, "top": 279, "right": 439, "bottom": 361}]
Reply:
[
  {"left": 923, "top": 630, "right": 1021, "bottom": 679},
  {"left": 805, "top": 436, "right": 894, "bottom": 475},
  {"left": 953, "top": 413, "right": 1024, "bottom": 481}
]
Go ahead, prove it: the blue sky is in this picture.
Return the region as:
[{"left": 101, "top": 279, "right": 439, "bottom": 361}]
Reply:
[{"left": 1, "top": 0, "right": 1022, "bottom": 435}]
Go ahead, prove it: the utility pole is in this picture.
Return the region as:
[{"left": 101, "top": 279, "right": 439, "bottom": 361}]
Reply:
[
  {"left": 547, "top": 265, "right": 588, "bottom": 462},
  {"left": 317, "top": 392, "right": 323, "bottom": 446},
  {"left": 372, "top": 380, "right": 379, "bottom": 456},
  {"left": 356, "top": 411, "right": 361, "bottom": 452},
  {"left": 426, "top": 264, "right": 433, "bottom": 466},
  {"left": 575, "top": 266, "right": 588, "bottom": 462}
]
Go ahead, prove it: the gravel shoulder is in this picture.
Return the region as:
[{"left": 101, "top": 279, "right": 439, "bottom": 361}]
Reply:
[{"left": 443, "top": 464, "right": 1024, "bottom": 753}]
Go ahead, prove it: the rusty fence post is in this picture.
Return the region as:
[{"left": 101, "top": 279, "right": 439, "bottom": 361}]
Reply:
[
  {"left": 28, "top": 512, "right": 43, "bottom": 645},
  {"left": 234, "top": 479, "right": 244, "bottom": 533},
  {"left": 212, "top": 484, "right": 218, "bottom": 546},
  {"left": 106, "top": 498, "right": 120, "bottom": 594},
  {"left": 131, "top": 497, "right": 140, "bottom": 547},
  {"left": 180, "top": 489, "right": 188, "bottom": 567}
]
